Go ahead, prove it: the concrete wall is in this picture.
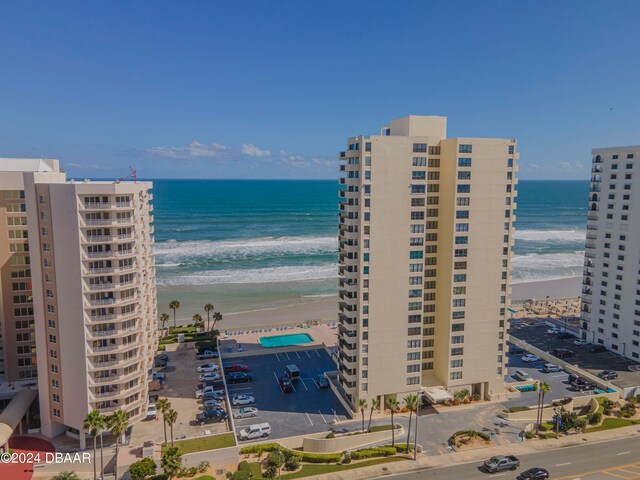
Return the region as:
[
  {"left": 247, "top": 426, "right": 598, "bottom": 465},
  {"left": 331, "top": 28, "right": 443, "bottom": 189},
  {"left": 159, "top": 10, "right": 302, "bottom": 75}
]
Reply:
[
  {"left": 500, "top": 397, "right": 600, "bottom": 422},
  {"left": 301, "top": 426, "right": 402, "bottom": 453}
]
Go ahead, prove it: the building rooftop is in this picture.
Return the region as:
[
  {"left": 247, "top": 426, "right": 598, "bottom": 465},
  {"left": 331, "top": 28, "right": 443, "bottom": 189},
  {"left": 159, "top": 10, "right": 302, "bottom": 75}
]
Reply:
[{"left": 0, "top": 158, "right": 60, "bottom": 173}]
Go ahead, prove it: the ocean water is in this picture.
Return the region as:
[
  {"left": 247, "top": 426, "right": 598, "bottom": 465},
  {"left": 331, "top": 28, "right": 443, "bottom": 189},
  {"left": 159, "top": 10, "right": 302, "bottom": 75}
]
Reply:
[{"left": 151, "top": 179, "right": 589, "bottom": 311}]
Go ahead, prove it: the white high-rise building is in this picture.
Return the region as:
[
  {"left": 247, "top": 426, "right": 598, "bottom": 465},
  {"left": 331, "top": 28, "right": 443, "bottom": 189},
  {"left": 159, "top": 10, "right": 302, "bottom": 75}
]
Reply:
[
  {"left": 336, "top": 116, "right": 518, "bottom": 408},
  {"left": 580, "top": 146, "right": 640, "bottom": 361}
]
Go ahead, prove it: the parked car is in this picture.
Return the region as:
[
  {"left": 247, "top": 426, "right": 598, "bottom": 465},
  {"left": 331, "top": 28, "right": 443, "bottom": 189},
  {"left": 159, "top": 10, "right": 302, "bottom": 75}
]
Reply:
[
  {"left": 196, "top": 408, "right": 228, "bottom": 425},
  {"left": 552, "top": 348, "right": 575, "bottom": 359},
  {"left": 227, "top": 372, "right": 253, "bottom": 384},
  {"left": 199, "top": 372, "right": 221, "bottom": 382},
  {"left": 224, "top": 363, "right": 249, "bottom": 374},
  {"left": 238, "top": 423, "right": 271, "bottom": 440},
  {"left": 197, "top": 379, "right": 224, "bottom": 390},
  {"left": 155, "top": 353, "right": 169, "bottom": 362},
  {"left": 146, "top": 404, "right": 157, "bottom": 420},
  {"left": 234, "top": 407, "right": 259, "bottom": 419},
  {"left": 483, "top": 455, "right": 520, "bottom": 473},
  {"left": 518, "top": 467, "right": 550, "bottom": 479},
  {"left": 152, "top": 372, "right": 166, "bottom": 381},
  {"left": 547, "top": 327, "right": 562, "bottom": 335},
  {"left": 598, "top": 370, "right": 618, "bottom": 380},
  {"left": 509, "top": 346, "right": 525, "bottom": 355},
  {"left": 572, "top": 379, "right": 597, "bottom": 391},
  {"left": 557, "top": 332, "right": 574, "bottom": 339},
  {"left": 515, "top": 370, "right": 533, "bottom": 381},
  {"left": 279, "top": 376, "right": 294, "bottom": 393},
  {"left": 543, "top": 363, "right": 561, "bottom": 373},
  {"left": 195, "top": 386, "right": 224, "bottom": 399},
  {"left": 589, "top": 344, "right": 607, "bottom": 353},
  {"left": 522, "top": 354, "right": 540, "bottom": 363},
  {"left": 573, "top": 339, "right": 589, "bottom": 346},
  {"left": 203, "top": 398, "right": 224, "bottom": 409},
  {"left": 202, "top": 390, "right": 225, "bottom": 401},
  {"left": 196, "top": 349, "right": 219, "bottom": 360},
  {"left": 154, "top": 358, "right": 168, "bottom": 368},
  {"left": 315, "top": 375, "right": 329, "bottom": 388},
  {"left": 232, "top": 394, "right": 255, "bottom": 406},
  {"left": 568, "top": 373, "right": 581, "bottom": 384},
  {"left": 197, "top": 363, "right": 219, "bottom": 373}
]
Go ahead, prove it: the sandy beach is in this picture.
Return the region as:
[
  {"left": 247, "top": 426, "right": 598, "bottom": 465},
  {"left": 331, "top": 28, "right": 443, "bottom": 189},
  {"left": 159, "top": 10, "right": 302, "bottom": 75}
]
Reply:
[{"left": 157, "top": 275, "right": 583, "bottom": 331}]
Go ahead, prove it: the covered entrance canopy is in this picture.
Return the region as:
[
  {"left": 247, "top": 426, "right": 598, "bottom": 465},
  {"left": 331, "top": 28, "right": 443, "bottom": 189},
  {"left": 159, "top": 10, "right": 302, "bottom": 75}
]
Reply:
[
  {"left": 421, "top": 386, "right": 453, "bottom": 404},
  {"left": 0, "top": 388, "right": 37, "bottom": 450}
]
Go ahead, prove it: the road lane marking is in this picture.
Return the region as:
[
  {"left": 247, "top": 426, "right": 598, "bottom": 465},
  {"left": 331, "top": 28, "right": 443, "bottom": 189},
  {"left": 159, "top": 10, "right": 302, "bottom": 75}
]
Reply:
[
  {"left": 556, "top": 462, "right": 572, "bottom": 466},
  {"left": 618, "top": 452, "right": 631, "bottom": 456},
  {"left": 300, "top": 378, "right": 309, "bottom": 391},
  {"left": 315, "top": 350, "right": 321, "bottom": 357},
  {"left": 305, "top": 412, "right": 313, "bottom": 425}
]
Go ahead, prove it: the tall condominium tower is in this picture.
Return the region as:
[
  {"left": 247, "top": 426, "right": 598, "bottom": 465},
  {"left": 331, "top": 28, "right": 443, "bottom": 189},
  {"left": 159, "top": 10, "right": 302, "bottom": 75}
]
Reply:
[
  {"left": 337, "top": 116, "right": 518, "bottom": 408},
  {"left": 580, "top": 146, "right": 640, "bottom": 361},
  {"left": 0, "top": 159, "right": 157, "bottom": 447}
]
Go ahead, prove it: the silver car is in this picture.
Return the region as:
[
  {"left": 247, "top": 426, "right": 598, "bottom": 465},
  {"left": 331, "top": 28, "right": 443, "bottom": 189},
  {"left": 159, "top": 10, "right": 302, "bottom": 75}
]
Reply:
[
  {"left": 203, "top": 399, "right": 224, "bottom": 409},
  {"left": 234, "top": 407, "right": 258, "bottom": 419}
]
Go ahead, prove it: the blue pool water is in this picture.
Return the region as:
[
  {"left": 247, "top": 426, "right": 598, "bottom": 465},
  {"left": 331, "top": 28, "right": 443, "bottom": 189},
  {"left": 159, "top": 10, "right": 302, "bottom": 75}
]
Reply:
[{"left": 259, "top": 333, "right": 314, "bottom": 348}]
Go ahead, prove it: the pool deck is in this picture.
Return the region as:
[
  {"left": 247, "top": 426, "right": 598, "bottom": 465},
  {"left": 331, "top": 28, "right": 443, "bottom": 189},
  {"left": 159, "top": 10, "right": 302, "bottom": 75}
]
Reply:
[{"left": 219, "top": 322, "right": 337, "bottom": 354}]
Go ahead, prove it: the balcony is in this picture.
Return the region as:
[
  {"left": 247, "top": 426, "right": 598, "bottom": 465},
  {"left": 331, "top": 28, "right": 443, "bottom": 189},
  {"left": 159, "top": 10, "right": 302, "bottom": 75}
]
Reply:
[
  {"left": 589, "top": 185, "right": 601, "bottom": 192},
  {"left": 83, "top": 235, "right": 113, "bottom": 243},
  {"left": 587, "top": 214, "right": 598, "bottom": 221},
  {"left": 86, "top": 251, "right": 115, "bottom": 259},
  {"left": 84, "top": 219, "right": 113, "bottom": 226},
  {"left": 90, "top": 342, "right": 137, "bottom": 354},
  {"left": 82, "top": 202, "right": 111, "bottom": 210},
  {"left": 86, "top": 325, "right": 138, "bottom": 339},
  {"left": 89, "top": 354, "right": 139, "bottom": 370},
  {"left": 87, "top": 282, "right": 114, "bottom": 291}
]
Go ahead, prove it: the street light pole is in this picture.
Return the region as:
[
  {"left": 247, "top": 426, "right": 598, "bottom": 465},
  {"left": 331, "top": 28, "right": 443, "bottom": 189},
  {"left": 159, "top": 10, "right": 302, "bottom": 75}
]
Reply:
[{"left": 413, "top": 390, "right": 420, "bottom": 461}]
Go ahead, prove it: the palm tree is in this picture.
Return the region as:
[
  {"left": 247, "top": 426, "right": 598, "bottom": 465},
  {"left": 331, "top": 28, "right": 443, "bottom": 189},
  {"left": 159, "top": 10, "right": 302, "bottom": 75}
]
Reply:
[
  {"left": 192, "top": 313, "right": 203, "bottom": 331},
  {"left": 161, "top": 447, "right": 182, "bottom": 480},
  {"left": 403, "top": 394, "right": 418, "bottom": 453},
  {"left": 204, "top": 303, "right": 214, "bottom": 331},
  {"left": 107, "top": 410, "right": 129, "bottom": 480},
  {"left": 169, "top": 300, "right": 180, "bottom": 329},
  {"left": 159, "top": 313, "right": 169, "bottom": 337},
  {"left": 156, "top": 398, "right": 171, "bottom": 446},
  {"left": 212, "top": 311, "right": 222, "bottom": 330},
  {"left": 83, "top": 409, "right": 106, "bottom": 480},
  {"left": 536, "top": 382, "right": 551, "bottom": 434},
  {"left": 166, "top": 408, "right": 178, "bottom": 447},
  {"left": 358, "top": 399, "right": 368, "bottom": 433},
  {"left": 386, "top": 397, "right": 398, "bottom": 447},
  {"left": 367, "top": 398, "right": 380, "bottom": 432}
]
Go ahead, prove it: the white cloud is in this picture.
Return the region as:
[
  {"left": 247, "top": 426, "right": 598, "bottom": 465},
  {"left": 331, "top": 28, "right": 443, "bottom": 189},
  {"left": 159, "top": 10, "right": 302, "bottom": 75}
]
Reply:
[
  {"left": 65, "top": 162, "right": 109, "bottom": 170},
  {"left": 279, "top": 149, "right": 308, "bottom": 168},
  {"left": 147, "top": 141, "right": 228, "bottom": 159},
  {"left": 241, "top": 144, "right": 271, "bottom": 158}
]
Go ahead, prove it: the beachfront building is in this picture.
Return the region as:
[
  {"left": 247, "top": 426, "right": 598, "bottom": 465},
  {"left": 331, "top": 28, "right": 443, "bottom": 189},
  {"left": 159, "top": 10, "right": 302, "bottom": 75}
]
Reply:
[
  {"left": 0, "top": 158, "right": 158, "bottom": 447},
  {"left": 580, "top": 146, "right": 640, "bottom": 361},
  {"left": 336, "top": 116, "right": 518, "bottom": 409}
]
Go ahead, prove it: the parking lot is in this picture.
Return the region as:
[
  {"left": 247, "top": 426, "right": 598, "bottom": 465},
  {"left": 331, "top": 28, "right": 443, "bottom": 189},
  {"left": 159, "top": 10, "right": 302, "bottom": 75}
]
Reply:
[
  {"left": 222, "top": 348, "right": 349, "bottom": 442},
  {"left": 131, "top": 346, "right": 230, "bottom": 445},
  {"left": 509, "top": 322, "right": 640, "bottom": 389}
]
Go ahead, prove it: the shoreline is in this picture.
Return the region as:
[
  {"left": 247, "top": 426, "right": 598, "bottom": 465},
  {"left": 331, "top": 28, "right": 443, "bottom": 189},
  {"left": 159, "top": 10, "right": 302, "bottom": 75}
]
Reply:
[{"left": 157, "top": 275, "right": 582, "bottom": 330}]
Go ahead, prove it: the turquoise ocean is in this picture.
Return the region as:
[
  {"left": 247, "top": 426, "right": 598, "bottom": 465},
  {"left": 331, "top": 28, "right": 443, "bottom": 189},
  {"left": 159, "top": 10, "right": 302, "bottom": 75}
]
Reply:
[{"left": 151, "top": 180, "right": 589, "bottom": 313}]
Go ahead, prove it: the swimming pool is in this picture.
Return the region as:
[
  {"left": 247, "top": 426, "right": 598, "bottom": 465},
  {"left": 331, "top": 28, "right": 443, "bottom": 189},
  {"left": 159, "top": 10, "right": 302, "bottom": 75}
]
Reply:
[{"left": 259, "top": 333, "right": 314, "bottom": 348}]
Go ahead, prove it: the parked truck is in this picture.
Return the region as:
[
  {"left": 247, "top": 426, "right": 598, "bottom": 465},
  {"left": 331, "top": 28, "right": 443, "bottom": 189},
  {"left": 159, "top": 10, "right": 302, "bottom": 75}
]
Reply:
[{"left": 483, "top": 455, "right": 520, "bottom": 473}]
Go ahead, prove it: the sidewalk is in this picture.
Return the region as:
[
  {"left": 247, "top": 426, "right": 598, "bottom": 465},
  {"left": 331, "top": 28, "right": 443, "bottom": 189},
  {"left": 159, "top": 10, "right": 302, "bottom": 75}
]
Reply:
[{"left": 305, "top": 423, "right": 640, "bottom": 480}]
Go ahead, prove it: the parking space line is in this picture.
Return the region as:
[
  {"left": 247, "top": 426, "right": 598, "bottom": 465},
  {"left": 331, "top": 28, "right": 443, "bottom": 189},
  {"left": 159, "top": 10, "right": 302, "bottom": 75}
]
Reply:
[
  {"left": 315, "top": 350, "right": 321, "bottom": 358},
  {"left": 285, "top": 351, "right": 291, "bottom": 361},
  {"left": 275, "top": 353, "right": 281, "bottom": 362},
  {"left": 305, "top": 351, "right": 311, "bottom": 359},
  {"left": 300, "top": 378, "right": 309, "bottom": 391},
  {"left": 295, "top": 351, "right": 301, "bottom": 359},
  {"left": 305, "top": 412, "right": 313, "bottom": 426},
  {"left": 318, "top": 410, "right": 327, "bottom": 423}
]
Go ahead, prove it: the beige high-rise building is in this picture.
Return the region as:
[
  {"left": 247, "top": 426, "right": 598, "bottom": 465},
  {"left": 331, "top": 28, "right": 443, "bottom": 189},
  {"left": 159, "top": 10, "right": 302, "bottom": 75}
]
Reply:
[
  {"left": 580, "top": 146, "right": 640, "bottom": 361},
  {"left": 0, "top": 159, "right": 157, "bottom": 447},
  {"left": 336, "top": 116, "right": 518, "bottom": 409}
]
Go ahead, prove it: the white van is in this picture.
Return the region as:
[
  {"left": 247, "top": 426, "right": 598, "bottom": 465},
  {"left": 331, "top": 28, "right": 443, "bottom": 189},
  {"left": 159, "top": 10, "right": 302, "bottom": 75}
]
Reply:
[{"left": 238, "top": 423, "right": 271, "bottom": 440}]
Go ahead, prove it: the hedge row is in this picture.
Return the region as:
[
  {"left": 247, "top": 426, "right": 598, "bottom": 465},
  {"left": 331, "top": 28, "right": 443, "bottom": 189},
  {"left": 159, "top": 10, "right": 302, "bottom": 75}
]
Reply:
[
  {"left": 239, "top": 443, "right": 278, "bottom": 455},
  {"left": 350, "top": 446, "right": 396, "bottom": 460}
]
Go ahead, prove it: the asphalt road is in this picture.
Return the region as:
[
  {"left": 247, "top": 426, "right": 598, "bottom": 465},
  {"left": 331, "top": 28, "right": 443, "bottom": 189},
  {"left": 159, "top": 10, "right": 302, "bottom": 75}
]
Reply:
[{"left": 377, "top": 435, "right": 640, "bottom": 480}]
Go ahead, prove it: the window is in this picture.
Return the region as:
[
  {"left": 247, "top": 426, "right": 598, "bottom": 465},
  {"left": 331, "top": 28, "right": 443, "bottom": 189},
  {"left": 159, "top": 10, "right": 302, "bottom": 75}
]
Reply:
[
  {"left": 458, "top": 158, "right": 472, "bottom": 167},
  {"left": 410, "top": 224, "right": 424, "bottom": 233},
  {"left": 408, "top": 314, "right": 421, "bottom": 323},
  {"left": 408, "top": 289, "right": 422, "bottom": 298},
  {"left": 409, "top": 263, "right": 423, "bottom": 272},
  {"left": 451, "top": 335, "right": 465, "bottom": 344},
  {"left": 452, "top": 299, "right": 465, "bottom": 307},
  {"left": 412, "top": 157, "right": 427, "bottom": 166},
  {"left": 407, "top": 364, "right": 420, "bottom": 373},
  {"left": 508, "top": 158, "right": 514, "bottom": 167},
  {"left": 452, "top": 311, "right": 465, "bottom": 319},
  {"left": 508, "top": 145, "right": 515, "bottom": 154},
  {"left": 411, "top": 185, "right": 426, "bottom": 194},
  {"left": 456, "top": 197, "right": 470, "bottom": 206},
  {"left": 455, "top": 236, "right": 468, "bottom": 245},
  {"left": 454, "top": 249, "right": 467, "bottom": 257},
  {"left": 456, "top": 210, "right": 469, "bottom": 219},
  {"left": 455, "top": 223, "right": 469, "bottom": 232},
  {"left": 451, "top": 359, "right": 464, "bottom": 368},
  {"left": 452, "top": 323, "right": 465, "bottom": 332},
  {"left": 457, "top": 185, "right": 471, "bottom": 193},
  {"left": 451, "top": 347, "right": 464, "bottom": 356},
  {"left": 459, "top": 144, "right": 472, "bottom": 153},
  {"left": 428, "top": 158, "right": 440, "bottom": 167},
  {"left": 453, "top": 274, "right": 467, "bottom": 282},
  {"left": 409, "top": 251, "right": 423, "bottom": 259},
  {"left": 407, "top": 376, "right": 420, "bottom": 385},
  {"left": 458, "top": 171, "right": 471, "bottom": 180},
  {"left": 407, "top": 352, "right": 420, "bottom": 360},
  {"left": 412, "top": 171, "right": 426, "bottom": 180},
  {"left": 450, "top": 371, "right": 463, "bottom": 380},
  {"left": 408, "top": 326, "right": 421, "bottom": 335},
  {"left": 413, "top": 143, "right": 427, "bottom": 153},
  {"left": 453, "top": 286, "right": 466, "bottom": 295}
]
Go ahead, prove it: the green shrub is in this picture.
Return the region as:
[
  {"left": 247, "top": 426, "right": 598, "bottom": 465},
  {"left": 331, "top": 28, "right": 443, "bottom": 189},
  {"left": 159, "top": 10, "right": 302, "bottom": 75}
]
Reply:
[
  {"left": 239, "top": 443, "right": 278, "bottom": 455},
  {"left": 524, "top": 430, "right": 534, "bottom": 439},
  {"left": 263, "top": 466, "right": 277, "bottom": 478},
  {"left": 267, "top": 450, "right": 285, "bottom": 468},
  {"left": 129, "top": 457, "right": 157, "bottom": 480},
  {"left": 368, "top": 424, "right": 396, "bottom": 432},
  {"left": 325, "top": 432, "right": 335, "bottom": 439},
  {"left": 587, "top": 412, "right": 602, "bottom": 425},
  {"left": 284, "top": 455, "right": 301, "bottom": 471},
  {"left": 298, "top": 451, "right": 341, "bottom": 463},
  {"left": 341, "top": 451, "right": 352, "bottom": 464},
  {"left": 351, "top": 447, "right": 397, "bottom": 460}
]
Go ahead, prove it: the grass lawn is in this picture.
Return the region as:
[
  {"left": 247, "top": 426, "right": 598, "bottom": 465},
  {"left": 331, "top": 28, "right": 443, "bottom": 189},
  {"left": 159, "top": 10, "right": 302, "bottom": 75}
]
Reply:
[
  {"left": 280, "top": 457, "right": 405, "bottom": 479},
  {"left": 587, "top": 417, "right": 639, "bottom": 432},
  {"left": 162, "top": 432, "right": 235, "bottom": 455}
]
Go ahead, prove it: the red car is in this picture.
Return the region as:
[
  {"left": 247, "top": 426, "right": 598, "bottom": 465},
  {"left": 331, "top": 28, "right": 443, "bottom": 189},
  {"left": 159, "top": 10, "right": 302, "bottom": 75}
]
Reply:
[
  {"left": 279, "top": 376, "right": 293, "bottom": 393},
  {"left": 224, "top": 364, "right": 249, "bottom": 374}
]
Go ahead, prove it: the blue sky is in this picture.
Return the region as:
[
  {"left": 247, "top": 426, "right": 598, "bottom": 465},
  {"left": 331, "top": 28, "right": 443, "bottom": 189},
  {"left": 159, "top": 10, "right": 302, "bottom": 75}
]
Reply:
[{"left": 1, "top": 1, "right": 639, "bottom": 180}]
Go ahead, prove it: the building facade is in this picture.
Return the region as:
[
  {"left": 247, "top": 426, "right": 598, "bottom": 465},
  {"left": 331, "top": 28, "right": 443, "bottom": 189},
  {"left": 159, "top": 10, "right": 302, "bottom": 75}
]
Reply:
[
  {"left": 580, "top": 146, "right": 640, "bottom": 361},
  {"left": 0, "top": 159, "right": 157, "bottom": 446},
  {"left": 337, "top": 116, "right": 518, "bottom": 408}
]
